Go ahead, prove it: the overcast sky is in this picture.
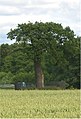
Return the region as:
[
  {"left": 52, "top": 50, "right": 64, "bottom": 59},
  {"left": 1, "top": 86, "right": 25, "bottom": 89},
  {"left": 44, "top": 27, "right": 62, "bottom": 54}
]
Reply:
[{"left": 0, "top": 0, "right": 80, "bottom": 44}]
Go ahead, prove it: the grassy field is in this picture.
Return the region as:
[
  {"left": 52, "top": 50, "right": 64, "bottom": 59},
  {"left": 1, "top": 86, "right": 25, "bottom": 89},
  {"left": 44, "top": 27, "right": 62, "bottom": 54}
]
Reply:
[{"left": 0, "top": 89, "right": 80, "bottom": 118}]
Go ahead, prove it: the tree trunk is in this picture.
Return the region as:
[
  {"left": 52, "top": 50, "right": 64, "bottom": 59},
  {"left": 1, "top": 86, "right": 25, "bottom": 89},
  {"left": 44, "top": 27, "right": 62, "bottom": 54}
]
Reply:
[{"left": 34, "top": 58, "right": 44, "bottom": 89}]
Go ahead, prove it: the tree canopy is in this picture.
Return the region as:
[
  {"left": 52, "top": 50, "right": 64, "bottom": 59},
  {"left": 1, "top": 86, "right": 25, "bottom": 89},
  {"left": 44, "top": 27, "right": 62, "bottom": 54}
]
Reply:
[{"left": 0, "top": 22, "right": 80, "bottom": 89}]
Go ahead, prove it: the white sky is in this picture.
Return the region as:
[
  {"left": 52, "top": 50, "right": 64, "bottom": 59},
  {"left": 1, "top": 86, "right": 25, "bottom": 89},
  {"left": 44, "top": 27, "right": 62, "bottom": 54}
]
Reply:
[{"left": 0, "top": 0, "right": 80, "bottom": 44}]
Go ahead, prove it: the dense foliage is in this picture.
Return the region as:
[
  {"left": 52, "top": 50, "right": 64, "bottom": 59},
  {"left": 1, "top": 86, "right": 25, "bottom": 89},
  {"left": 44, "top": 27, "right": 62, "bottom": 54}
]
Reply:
[{"left": 0, "top": 22, "right": 80, "bottom": 89}]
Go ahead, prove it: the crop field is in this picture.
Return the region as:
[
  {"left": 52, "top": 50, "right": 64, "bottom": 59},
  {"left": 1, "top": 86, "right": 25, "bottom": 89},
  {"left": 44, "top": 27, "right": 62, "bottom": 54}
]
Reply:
[{"left": 0, "top": 89, "right": 80, "bottom": 118}]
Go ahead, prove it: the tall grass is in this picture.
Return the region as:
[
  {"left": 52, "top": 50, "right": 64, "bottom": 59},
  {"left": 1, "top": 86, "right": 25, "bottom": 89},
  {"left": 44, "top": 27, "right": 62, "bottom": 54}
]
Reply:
[{"left": 0, "top": 89, "right": 80, "bottom": 118}]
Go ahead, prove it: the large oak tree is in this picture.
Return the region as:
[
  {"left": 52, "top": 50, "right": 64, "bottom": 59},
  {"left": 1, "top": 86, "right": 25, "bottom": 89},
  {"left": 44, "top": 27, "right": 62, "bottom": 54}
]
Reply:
[{"left": 7, "top": 22, "right": 75, "bottom": 88}]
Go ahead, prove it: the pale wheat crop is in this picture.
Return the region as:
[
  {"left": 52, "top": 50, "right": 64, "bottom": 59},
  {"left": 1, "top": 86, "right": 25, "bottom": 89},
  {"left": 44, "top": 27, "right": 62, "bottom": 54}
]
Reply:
[{"left": 0, "top": 89, "right": 80, "bottom": 118}]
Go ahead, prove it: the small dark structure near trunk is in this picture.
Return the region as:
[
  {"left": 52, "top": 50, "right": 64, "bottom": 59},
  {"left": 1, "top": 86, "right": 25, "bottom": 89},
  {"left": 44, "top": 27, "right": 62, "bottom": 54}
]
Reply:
[{"left": 15, "top": 82, "right": 26, "bottom": 90}]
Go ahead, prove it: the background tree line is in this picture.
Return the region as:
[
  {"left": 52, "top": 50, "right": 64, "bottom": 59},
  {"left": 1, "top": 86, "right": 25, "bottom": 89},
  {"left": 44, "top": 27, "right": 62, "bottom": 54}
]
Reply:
[{"left": 0, "top": 22, "right": 80, "bottom": 89}]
